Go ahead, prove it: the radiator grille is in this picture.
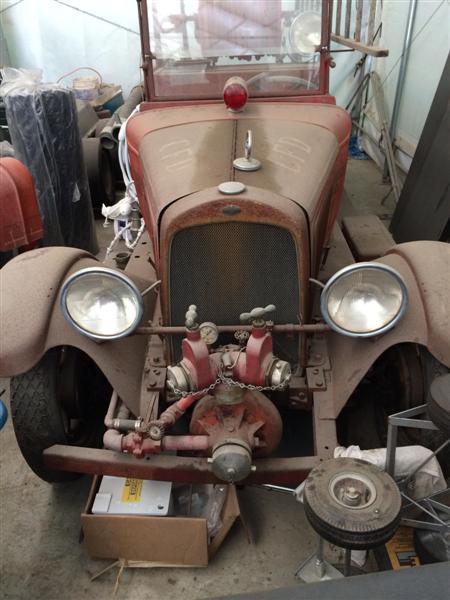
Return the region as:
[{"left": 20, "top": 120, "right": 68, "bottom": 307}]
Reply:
[{"left": 169, "top": 222, "right": 300, "bottom": 363}]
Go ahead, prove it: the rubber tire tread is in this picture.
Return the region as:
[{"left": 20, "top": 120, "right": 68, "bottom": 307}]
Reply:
[
  {"left": 10, "top": 349, "right": 82, "bottom": 482},
  {"left": 304, "top": 497, "right": 401, "bottom": 550},
  {"left": 427, "top": 391, "right": 450, "bottom": 435},
  {"left": 10, "top": 348, "right": 110, "bottom": 483}
]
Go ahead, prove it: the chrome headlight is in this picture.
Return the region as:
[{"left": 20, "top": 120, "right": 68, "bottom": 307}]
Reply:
[
  {"left": 320, "top": 263, "right": 408, "bottom": 338},
  {"left": 60, "top": 267, "right": 143, "bottom": 340},
  {"left": 289, "top": 11, "right": 321, "bottom": 60}
]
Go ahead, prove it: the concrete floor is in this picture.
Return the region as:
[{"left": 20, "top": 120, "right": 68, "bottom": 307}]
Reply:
[{"left": 0, "top": 158, "right": 393, "bottom": 600}]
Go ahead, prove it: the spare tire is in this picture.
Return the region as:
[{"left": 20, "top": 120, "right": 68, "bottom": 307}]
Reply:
[{"left": 304, "top": 457, "right": 401, "bottom": 550}]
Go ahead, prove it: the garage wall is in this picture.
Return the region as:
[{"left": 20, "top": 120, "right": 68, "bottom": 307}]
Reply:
[
  {"left": 0, "top": 0, "right": 142, "bottom": 96},
  {"left": 331, "top": 0, "right": 450, "bottom": 172},
  {"left": 376, "top": 0, "right": 449, "bottom": 149}
]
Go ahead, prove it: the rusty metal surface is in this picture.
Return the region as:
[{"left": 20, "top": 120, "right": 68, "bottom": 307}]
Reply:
[
  {"left": 318, "top": 222, "right": 355, "bottom": 283},
  {"left": 136, "top": 324, "right": 331, "bottom": 335},
  {"left": 43, "top": 444, "right": 319, "bottom": 485},
  {"left": 326, "top": 241, "right": 450, "bottom": 418},
  {"left": 138, "top": 117, "right": 338, "bottom": 226},
  {"left": 127, "top": 102, "right": 350, "bottom": 256},
  {"left": 160, "top": 186, "right": 311, "bottom": 364},
  {"left": 0, "top": 247, "right": 156, "bottom": 416},
  {"left": 312, "top": 387, "right": 338, "bottom": 459},
  {"left": 342, "top": 214, "right": 395, "bottom": 260},
  {"left": 141, "top": 95, "right": 338, "bottom": 110},
  {"left": 190, "top": 389, "right": 283, "bottom": 457},
  {"left": 127, "top": 102, "right": 350, "bottom": 268},
  {"left": 234, "top": 119, "right": 338, "bottom": 217},
  {"left": 386, "top": 242, "right": 450, "bottom": 363},
  {"left": 0, "top": 247, "right": 92, "bottom": 377}
]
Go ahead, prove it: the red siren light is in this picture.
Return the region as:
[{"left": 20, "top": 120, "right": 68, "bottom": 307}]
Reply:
[{"left": 223, "top": 77, "right": 248, "bottom": 112}]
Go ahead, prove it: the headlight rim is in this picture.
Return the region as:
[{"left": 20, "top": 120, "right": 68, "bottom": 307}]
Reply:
[
  {"left": 320, "top": 262, "right": 408, "bottom": 338},
  {"left": 60, "top": 266, "right": 144, "bottom": 341}
]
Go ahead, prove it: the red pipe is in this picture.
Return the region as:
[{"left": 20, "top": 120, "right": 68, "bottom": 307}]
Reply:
[
  {"left": 106, "top": 431, "right": 210, "bottom": 458},
  {"left": 161, "top": 435, "right": 208, "bottom": 452},
  {"left": 151, "top": 393, "right": 200, "bottom": 432},
  {"left": 176, "top": 394, "right": 199, "bottom": 412}
]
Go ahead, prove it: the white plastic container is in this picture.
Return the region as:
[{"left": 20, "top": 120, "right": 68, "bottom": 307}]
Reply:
[{"left": 91, "top": 476, "right": 173, "bottom": 516}]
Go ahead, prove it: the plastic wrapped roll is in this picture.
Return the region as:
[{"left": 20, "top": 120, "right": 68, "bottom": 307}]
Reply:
[{"left": 1, "top": 68, "right": 98, "bottom": 253}]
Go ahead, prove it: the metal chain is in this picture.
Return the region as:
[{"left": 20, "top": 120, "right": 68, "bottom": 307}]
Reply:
[
  {"left": 170, "top": 340, "right": 291, "bottom": 398},
  {"left": 219, "top": 373, "right": 290, "bottom": 392},
  {"left": 171, "top": 371, "right": 290, "bottom": 398},
  {"left": 170, "top": 378, "right": 222, "bottom": 399}
]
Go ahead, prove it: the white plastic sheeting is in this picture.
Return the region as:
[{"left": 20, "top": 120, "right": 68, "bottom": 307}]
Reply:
[
  {"left": 1, "top": 0, "right": 142, "bottom": 97},
  {"left": 334, "top": 445, "right": 446, "bottom": 500}
]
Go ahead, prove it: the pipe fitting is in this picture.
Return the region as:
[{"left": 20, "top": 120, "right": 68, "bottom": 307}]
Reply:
[
  {"left": 211, "top": 439, "right": 253, "bottom": 483},
  {"left": 103, "top": 428, "right": 124, "bottom": 452},
  {"left": 167, "top": 363, "right": 192, "bottom": 393}
]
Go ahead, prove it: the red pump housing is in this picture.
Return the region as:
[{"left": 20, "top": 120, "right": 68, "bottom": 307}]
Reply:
[{"left": 171, "top": 318, "right": 287, "bottom": 393}]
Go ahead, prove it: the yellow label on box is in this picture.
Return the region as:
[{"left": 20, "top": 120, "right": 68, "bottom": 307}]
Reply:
[
  {"left": 385, "top": 527, "right": 421, "bottom": 569},
  {"left": 121, "top": 478, "right": 143, "bottom": 503}
]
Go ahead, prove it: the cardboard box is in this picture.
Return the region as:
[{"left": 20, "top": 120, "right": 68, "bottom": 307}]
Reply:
[{"left": 81, "top": 477, "right": 240, "bottom": 567}]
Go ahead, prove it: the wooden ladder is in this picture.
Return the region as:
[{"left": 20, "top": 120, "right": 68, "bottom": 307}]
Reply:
[{"left": 331, "top": 0, "right": 389, "bottom": 57}]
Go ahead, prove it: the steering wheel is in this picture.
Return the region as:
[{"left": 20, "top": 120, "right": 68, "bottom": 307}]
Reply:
[{"left": 246, "top": 72, "right": 314, "bottom": 92}]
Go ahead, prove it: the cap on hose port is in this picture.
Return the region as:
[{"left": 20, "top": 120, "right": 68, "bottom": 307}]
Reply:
[
  {"left": 211, "top": 440, "right": 253, "bottom": 483},
  {"left": 223, "top": 77, "right": 248, "bottom": 112}
]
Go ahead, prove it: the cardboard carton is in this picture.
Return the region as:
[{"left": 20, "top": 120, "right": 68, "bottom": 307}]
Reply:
[{"left": 81, "top": 477, "right": 240, "bottom": 566}]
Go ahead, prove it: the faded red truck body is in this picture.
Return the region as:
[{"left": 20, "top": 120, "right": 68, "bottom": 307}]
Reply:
[{"left": 1, "top": 0, "right": 449, "bottom": 486}]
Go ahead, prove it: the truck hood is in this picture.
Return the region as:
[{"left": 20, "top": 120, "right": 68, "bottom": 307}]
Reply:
[{"left": 127, "top": 102, "right": 350, "bottom": 232}]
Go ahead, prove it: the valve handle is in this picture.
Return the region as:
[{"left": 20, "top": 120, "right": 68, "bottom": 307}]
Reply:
[
  {"left": 240, "top": 304, "right": 276, "bottom": 323},
  {"left": 185, "top": 304, "right": 198, "bottom": 329}
]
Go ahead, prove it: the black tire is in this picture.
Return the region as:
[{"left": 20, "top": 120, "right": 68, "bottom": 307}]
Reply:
[
  {"left": 82, "top": 137, "right": 115, "bottom": 213},
  {"left": 339, "top": 346, "right": 450, "bottom": 477},
  {"left": 338, "top": 344, "right": 425, "bottom": 449},
  {"left": 303, "top": 458, "right": 401, "bottom": 550},
  {"left": 10, "top": 347, "right": 111, "bottom": 483},
  {"left": 427, "top": 374, "right": 450, "bottom": 435}
]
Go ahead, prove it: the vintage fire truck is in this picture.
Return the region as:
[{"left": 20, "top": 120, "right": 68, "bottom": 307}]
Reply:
[{"left": 1, "top": 0, "right": 449, "bottom": 549}]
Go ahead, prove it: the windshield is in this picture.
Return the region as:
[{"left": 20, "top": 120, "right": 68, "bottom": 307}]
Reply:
[{"left": 143, "top": 0, "right": 326, "bottom": 100}]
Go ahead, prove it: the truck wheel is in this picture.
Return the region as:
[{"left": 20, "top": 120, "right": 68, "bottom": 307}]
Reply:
[
  {"left": 10, "top": 347, "right": 111, "bottom": 483},
  {"left": 304, "top": 458, "right": 401, "bottom": 550},
  {"left": 339, "top": 344, "right": 425, "bottom": 449},
  {"left": 427, "top": 374, "right": 450, "bottom": 435}
]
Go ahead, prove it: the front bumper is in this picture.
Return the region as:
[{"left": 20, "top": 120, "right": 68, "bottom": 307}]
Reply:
[{"left": 44, "top": 445, "right": 319, "bottom": 486}]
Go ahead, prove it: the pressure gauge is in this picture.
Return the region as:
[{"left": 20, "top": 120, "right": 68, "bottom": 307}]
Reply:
[{"left": 199, "top": 322, "right": 219, "bottom": 345}]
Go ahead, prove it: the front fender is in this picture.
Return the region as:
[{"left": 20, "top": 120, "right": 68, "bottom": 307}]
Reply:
[
  {"left": 327, "top": 241, "right": 450, "bottom": 417},
  {"left": 0, "top": 247, "right": 154, "bottom": 416}
]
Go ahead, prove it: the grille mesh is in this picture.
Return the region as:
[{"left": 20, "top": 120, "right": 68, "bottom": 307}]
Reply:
[{"left": 169, "top": 222, "right": 300, "bottom": 363}]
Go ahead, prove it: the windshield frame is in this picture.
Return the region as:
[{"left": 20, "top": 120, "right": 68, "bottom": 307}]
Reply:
[{"left": 137, "top": 0, "right": 331, "bottom": 102}]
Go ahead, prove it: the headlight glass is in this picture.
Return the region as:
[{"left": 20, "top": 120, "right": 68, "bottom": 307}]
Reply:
[
  {"left": 321, "top": 264, "right": 408, "bottom": 337},
  {"left": 289, "top": 11, "right": 321, "bottom": 60},
  {"left": 61, "top": 268, "right": 143, "bottom": 340}
]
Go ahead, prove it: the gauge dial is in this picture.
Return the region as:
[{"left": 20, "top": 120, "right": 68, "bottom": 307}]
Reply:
[{"left": 199, "top": 322, "right": 219, "bottom": 345}]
